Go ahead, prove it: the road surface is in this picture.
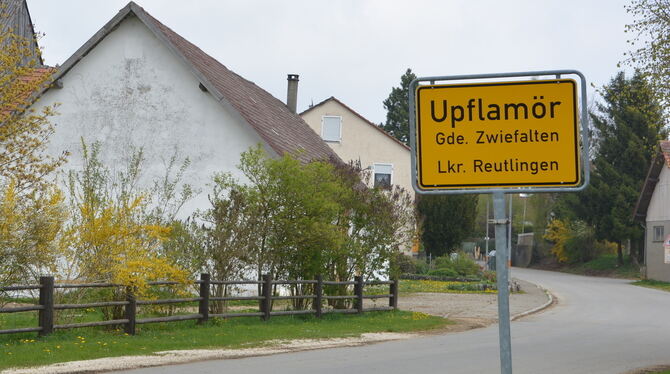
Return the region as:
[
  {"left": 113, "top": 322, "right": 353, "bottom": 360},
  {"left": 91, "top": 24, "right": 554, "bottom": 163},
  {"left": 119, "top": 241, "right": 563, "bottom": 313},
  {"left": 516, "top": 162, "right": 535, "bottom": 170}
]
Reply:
[{"left": 119, "top": 268, "right": 670, "bottom": 374}]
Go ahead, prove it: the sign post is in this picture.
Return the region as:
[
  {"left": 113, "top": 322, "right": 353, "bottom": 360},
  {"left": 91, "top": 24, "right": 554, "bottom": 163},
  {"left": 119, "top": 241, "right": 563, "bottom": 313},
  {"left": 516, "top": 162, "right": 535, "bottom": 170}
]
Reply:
[
  {"left": 664, "top": 234, "right": 670, "bottom": 264},
  {"left": 409, "top": 70, "right": 590, "bottom": 374}
]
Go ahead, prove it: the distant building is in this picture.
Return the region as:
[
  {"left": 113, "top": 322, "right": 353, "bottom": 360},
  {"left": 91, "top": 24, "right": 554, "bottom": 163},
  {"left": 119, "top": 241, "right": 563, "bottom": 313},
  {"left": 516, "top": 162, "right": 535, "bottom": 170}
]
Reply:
[
  {"left": 27, "top": 1, "right": 338, "bottom": 214},
  {"left": 300, "top": 97, "right": 413, "bottom": 193},
  {"left": 633, "top": 140, "right": 670, "bottom": 282}
]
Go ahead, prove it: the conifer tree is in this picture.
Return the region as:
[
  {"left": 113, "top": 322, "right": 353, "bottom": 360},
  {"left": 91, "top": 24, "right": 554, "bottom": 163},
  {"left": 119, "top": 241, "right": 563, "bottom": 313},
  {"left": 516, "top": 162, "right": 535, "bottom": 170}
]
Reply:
[
  {"left": 561, "top": 72, "right": 667, "bottom": 264},
  {"left": 381, "top": 68, "right": 416, "bottom": 145}
]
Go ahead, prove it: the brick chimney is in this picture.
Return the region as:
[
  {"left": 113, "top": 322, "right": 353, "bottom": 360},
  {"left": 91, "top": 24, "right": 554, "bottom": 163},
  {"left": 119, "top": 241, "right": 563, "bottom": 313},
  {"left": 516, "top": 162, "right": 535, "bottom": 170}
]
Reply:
[{"left": 287, "top": 74, "right": 299, "bottom": 113}]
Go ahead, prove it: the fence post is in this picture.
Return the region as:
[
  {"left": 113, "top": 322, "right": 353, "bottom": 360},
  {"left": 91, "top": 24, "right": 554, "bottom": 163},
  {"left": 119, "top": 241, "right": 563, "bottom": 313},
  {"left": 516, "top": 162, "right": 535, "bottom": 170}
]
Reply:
[
  {"left": 262, "top": 274, "right": 272, "bottom": 321},
  {"left": 38, "top": 276, "right": 54, "bottom": 336},
  {"left": 354, "top": 276, "right": 363, "bottom": 314},
  {"left": 389, "top": 279, "right": 399, "bottom": 309},
  {"left": 124, "top": 288, "right": 136, "bottom": 335},
  {"left": 315, "top": 275, "right": 323, "bottom": 318},
  {"left": 198, "top": 273, "right": 210, "bottom": 324}
]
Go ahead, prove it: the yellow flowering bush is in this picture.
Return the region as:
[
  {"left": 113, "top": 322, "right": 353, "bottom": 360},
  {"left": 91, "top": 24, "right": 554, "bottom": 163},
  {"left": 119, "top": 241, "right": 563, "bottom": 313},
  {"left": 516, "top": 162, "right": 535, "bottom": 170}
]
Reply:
[
  {"left": 544, "top": 219, "right": 570, "bottom": 263},
  {"left": 65, "top": 196, "right": 186, "bottom": 292},
  {"left": 0, "top": 180, "right": 66, "bottom": 291}
]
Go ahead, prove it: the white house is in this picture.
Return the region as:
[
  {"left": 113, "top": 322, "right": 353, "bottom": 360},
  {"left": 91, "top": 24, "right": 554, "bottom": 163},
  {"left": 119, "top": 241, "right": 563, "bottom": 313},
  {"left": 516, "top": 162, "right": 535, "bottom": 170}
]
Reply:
[
  {"left": 29, "top": 2, "right": 339, "bottom": 214},
  {"left": 300, "top": 97, "right": 413, "bottom": 193},
  {"left": 634, "top": 140, "right": 670, "bottom": 282}
]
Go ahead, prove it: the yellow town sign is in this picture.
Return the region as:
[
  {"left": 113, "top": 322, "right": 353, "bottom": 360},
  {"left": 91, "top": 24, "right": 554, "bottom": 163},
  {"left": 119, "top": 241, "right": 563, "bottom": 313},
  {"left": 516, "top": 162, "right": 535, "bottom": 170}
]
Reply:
[{"left": 415, "top": 79, "right": 580, "bottom": 190}]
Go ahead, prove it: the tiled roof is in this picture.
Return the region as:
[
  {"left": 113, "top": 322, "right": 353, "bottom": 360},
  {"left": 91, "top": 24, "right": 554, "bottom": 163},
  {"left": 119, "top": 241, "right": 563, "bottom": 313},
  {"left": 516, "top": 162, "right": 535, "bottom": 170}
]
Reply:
[
  {"left": 301, "top": 96, "right": 411, "bottom": 151},
  {"left": 2, "top": 67, "right": 53, "bottom": 116},
  {"left": 36, "top": 2, "right": 340, "bottom": 164}
]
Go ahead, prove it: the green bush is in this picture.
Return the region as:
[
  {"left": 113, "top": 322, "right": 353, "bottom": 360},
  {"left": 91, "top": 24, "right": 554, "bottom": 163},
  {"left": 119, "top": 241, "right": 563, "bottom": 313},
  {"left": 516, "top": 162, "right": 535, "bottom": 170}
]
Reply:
[
  {"left": 427, "top": 268, "right": 459, "bottom": 277},
  {"left": 563, "top": 222, "right": 597, "bottom": 263},
  {"left": 392, "top": 252, "right": 416, "bottom": 275},
  {"left": 414, "top": 259, "right": 430, "bottom": 275},
  {"left": 433, "top": 252, "right": 482, "bottom": 278}
]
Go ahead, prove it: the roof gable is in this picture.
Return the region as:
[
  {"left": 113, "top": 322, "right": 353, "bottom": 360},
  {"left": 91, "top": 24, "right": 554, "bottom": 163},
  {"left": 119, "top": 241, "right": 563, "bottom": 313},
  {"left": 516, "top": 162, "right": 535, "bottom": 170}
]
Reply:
[
  {"left": 301, "top": 96, "right": 410, "bottom": 151},
  {"left": 633, "top": 140, "right": 670, "bottom": 221},
  {"left": 38, "top": 1, "right": 339, "bottom": 164}
]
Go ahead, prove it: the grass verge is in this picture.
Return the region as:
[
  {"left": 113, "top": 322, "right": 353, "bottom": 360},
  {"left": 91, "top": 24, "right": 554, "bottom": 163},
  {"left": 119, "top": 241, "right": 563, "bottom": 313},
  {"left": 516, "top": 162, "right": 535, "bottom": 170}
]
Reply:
[
  {"left": 569, "top": 255, "right": 640, "bottom": 278},
  {"left": 533, "top": 255, "right": 641, "bottom": 279},
  {"left": 632, "top": 279, "right": 670, "bottom": 292},
  {"left": 0, "top": 310, "right": 448, "bottom": 371}
]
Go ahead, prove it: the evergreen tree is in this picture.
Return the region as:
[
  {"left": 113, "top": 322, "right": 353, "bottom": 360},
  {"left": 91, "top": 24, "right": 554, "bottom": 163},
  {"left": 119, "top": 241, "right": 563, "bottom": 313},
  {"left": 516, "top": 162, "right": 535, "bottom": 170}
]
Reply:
[
  {"left": 417, "top": 194, "right": 478, "bottom": 258},
  {"left": 381, "top": 68, "right": 416, "bottom": 145},
  {"left": 560, "top": 72, "right": 667, "bottom": 265}
]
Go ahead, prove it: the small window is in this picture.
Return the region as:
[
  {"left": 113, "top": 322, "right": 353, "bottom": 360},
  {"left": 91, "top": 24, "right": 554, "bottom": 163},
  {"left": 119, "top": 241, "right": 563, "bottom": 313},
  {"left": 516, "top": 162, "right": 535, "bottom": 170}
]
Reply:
[
  {"left": 653, "top": 226, "right": 665, "bottom": 242},
  {"left": 373, "top": 163, "right": 393, "bottom": 189},
  {"left": 321, "top": 116, "right": 341, "bottom": 142}
]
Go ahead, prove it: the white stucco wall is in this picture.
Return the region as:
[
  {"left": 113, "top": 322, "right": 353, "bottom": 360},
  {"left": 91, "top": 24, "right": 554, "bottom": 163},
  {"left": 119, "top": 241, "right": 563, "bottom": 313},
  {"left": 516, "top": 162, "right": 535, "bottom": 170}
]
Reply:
[
  {"left": 35, "top": 15, "right": 270, "bottom": 215},
  {"left": 647, "top": 166, "right": 670, "bottom": 222},
  {"left": 645, "top": 165, "right": 670, "bottom": 282},
  {"left": 301, "top": 100, "right": 413, "bottom": 193}
]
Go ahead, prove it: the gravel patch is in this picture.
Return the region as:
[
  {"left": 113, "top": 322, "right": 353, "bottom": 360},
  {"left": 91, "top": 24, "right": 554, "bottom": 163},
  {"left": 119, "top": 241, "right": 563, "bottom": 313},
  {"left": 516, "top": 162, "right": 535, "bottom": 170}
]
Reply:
[{"left": 375, "top": 278, "right": 552, "bottom": 322}]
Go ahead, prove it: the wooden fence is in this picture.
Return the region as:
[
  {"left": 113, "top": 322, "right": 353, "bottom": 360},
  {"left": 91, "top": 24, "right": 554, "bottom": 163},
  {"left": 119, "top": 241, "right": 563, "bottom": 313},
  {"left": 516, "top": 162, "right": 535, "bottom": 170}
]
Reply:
[{"left": 0, "top": 274, "right": 399, "bottom": 336}]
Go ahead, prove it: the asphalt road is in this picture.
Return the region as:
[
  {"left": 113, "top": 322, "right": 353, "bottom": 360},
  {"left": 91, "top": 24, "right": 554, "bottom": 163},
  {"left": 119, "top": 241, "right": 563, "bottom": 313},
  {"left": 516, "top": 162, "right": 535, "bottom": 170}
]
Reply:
[{"left": 119, "top": 268, "right": 670, "bottom": 374}]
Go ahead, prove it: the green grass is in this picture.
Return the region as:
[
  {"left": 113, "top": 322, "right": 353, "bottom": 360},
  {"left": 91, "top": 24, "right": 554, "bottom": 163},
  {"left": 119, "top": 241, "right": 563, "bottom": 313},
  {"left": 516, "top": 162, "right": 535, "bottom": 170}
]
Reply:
[
  {"left": 632, "top": 279, "right": 670, "bottom": 292},
  {"left": 0, "top": 310, "right": 449, "bottom": 370}
]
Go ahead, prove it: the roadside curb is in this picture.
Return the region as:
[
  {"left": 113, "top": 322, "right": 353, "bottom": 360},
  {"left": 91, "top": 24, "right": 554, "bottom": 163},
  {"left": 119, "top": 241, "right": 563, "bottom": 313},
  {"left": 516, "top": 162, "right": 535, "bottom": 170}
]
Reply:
[{"left": 511, "top": 284, "right": 555, "bottom": 321}]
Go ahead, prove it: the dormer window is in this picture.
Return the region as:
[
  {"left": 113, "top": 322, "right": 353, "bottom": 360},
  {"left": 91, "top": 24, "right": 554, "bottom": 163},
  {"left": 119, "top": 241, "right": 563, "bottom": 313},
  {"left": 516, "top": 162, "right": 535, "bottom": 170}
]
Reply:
[{"left": 321, "top": 116, "right": 342, "bottom": 142}]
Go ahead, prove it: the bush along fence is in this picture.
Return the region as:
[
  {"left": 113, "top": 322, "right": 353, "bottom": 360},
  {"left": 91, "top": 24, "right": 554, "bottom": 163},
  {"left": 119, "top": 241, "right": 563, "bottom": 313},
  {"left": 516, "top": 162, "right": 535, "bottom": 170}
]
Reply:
[{"left": 0, "top": 274, "right": 399, "bottom": 337}]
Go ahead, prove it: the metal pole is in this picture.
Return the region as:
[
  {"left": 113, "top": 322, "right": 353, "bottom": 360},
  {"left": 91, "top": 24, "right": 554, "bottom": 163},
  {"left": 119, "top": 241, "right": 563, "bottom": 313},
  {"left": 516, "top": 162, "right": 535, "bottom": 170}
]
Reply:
[
  {"left": 521, "top": 197, "right": 528, "bottom": 234},
  {"left": 508, "top": 195, "right": 513, "bottom": 269},
  {"left": 485, "top": 196, "right": 490, "bottom": 257},
  {"left": 493, "top": 191, "right": 513, "bottom": 374}
]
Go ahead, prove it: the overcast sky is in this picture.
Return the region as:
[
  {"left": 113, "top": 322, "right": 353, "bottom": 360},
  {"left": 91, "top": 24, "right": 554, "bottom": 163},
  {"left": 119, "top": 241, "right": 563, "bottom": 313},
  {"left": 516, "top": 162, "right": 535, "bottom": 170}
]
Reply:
[{"left": 29, "top": 0, "right": 633, "bottom": 125}]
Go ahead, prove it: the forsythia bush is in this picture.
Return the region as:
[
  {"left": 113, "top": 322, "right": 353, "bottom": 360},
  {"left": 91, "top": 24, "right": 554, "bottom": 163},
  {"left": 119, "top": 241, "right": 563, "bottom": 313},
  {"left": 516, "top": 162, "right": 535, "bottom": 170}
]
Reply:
[
  {"left": 64, "top": 195, "right": 186, "bottom": 293},
  {"left": 544, "top": 218, "right": 603, "bottom": 263},
  {"left": 0, "top": 180, "right": 66, "bottom": 288},
  {"left": 544, "top": 219, "right": 570, "bottom": 263}
]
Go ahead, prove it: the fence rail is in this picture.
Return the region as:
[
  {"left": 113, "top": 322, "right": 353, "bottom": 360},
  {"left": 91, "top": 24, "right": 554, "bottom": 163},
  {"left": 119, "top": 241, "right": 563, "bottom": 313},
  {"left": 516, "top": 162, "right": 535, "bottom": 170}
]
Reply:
[{"left": 0, "top": 274, "right": 399, "bottom": 337}]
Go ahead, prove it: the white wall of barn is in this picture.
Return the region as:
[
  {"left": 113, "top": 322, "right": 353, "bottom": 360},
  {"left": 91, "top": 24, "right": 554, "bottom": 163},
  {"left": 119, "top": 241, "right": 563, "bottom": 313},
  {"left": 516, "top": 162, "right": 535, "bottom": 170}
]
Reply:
[
  {"left": 35, "top": 15, "right": 270, "bottom": 216},
  {"left": 647, "top": 166, "right": 670, "bottom": 222}
]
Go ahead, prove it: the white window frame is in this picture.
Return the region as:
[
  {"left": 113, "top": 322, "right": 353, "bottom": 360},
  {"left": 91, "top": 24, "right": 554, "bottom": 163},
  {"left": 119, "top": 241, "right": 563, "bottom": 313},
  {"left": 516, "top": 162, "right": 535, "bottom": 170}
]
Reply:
[
  {"left": 653, "top": 226, "right": 665, "bottom": 242},
  {"left": 321, "top": 115, "right": 342, "bottom": 142},
  {"left": 373, "top": 163, "right": 393, "bottom": 189}
]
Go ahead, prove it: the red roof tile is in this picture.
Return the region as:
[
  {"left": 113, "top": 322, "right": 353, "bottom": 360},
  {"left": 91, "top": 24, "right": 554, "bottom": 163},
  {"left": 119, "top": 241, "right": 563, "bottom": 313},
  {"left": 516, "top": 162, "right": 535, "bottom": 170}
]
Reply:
[{"left": 2, "top": 67, "right": 53, "bottom": 116}]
